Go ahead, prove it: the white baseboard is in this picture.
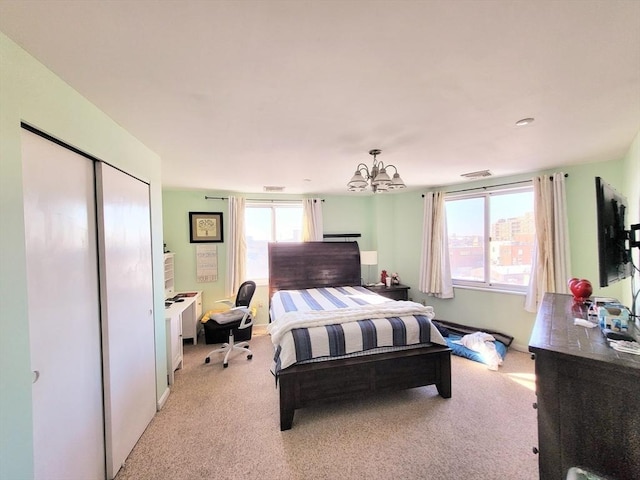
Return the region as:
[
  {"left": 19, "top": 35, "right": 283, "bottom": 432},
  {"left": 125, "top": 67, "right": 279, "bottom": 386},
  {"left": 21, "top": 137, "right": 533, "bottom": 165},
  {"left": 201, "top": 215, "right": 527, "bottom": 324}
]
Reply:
[
  {"left": 511, "top": 342, "right": 531, "bottom": 354},
  {"left": 157, "top": 386, "right": 170, "bottom": 411},
  {"left": 253, "top": 324, "right": 269, "bottom": 335}
]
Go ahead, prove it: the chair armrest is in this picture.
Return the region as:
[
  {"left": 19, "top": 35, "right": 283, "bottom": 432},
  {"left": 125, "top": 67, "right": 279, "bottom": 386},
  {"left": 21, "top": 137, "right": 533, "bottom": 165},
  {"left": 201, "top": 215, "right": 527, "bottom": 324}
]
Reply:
[
  {"left": 214, "top": 299, "right": 234, "bottom": 308},
  {"left": 232, "top": 306, "right": 254, "bottom": 329}
]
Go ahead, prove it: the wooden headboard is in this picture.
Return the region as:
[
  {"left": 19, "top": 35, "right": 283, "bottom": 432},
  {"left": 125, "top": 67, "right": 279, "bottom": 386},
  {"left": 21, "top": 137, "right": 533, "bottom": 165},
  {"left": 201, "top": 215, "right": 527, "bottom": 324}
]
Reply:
[{"left": 268, "top": 241, "right": 361, "bottom": 300}]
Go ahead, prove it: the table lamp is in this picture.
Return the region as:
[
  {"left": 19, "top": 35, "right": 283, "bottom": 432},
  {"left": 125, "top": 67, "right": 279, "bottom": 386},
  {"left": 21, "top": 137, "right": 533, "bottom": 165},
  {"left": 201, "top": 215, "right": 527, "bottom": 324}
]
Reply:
[{"left": 360, "top": 251, "right": 378, "bottom": 286}]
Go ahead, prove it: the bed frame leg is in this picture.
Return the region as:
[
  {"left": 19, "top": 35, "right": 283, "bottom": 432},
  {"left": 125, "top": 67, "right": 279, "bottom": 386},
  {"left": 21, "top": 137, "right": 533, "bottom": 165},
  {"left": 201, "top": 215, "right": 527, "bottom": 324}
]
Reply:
[
  {"left": 280, "top": 406, "right": 294, "bottom": 431},
  {"left": 436, "top": 352, "right": 452, "bottom": 398},
  {"left": 279, "top": 378, "right": 295, "bottom": 430}
]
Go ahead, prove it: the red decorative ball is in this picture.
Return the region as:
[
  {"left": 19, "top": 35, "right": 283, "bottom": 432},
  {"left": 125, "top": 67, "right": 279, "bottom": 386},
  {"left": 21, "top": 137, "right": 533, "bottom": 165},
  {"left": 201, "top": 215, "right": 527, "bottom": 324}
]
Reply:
[{"left": 569, "top": 278, "right": 592, "bottom": 302}]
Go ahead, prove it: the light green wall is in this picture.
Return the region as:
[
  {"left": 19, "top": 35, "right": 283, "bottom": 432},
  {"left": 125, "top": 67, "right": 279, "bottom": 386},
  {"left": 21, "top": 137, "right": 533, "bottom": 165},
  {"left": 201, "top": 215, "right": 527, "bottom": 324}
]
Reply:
[
  {"left": 161, "top": 191, "right": 375, "bottom": 323},
  {"left": 375, "top": 158, "right": 636, "bottom": 349},
  {"left": 162, "top": 190, "right": 230, "bottom": 301},
  {"left": 162, "top": 154, "right": 637, "bottom": 350},
  {"left": 0, "top": 32, "right": 166, "bottom": 480},
  {"left": 323, "top": 194, "right": 374, "bottom": 246}
]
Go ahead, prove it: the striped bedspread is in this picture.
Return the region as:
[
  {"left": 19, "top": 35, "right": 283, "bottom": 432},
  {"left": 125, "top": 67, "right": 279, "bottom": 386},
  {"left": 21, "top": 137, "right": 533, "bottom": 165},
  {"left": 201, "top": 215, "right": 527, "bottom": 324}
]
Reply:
[{"left": 268, "top": 286, "right": 446, "bottom": 374}]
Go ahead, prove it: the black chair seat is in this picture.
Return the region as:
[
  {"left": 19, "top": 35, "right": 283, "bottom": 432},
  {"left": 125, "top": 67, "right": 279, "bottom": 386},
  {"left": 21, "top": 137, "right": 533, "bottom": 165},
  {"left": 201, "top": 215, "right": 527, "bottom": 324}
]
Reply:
[
  {"left": 204, "top": 281, "right": 256, "bottom": 367},
  {"left": 210, "top": 309, "right": 246, "bottom": 325},
  {"left": 203, "top": 318, "right": 252, "bottom": 343}
]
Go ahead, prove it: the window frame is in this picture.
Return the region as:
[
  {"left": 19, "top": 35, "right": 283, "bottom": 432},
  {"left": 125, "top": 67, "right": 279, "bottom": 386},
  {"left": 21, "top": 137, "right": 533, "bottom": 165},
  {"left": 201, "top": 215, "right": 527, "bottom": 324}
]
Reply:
[
  {"left": 445, "top": 185, "right": 534, "bottom": 294},
  {"left": 244, "top": 200, "right": 303, "bottom": 284}
]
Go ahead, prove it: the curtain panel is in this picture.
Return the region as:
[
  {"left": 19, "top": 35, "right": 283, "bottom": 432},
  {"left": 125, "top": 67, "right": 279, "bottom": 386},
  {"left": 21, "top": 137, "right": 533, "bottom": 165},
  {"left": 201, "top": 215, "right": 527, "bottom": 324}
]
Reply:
[
  {"left": 226, "top": 196, "right": 246, "bottom": 297},
  {"left": 525, "top": 173, "right": 571, "bottom": 312},
  {"left": 419, "top": 191, "right": 454, "bottom": 298},
  {"left": 302, "top": 198, "right": 323, "bottom": 241}
]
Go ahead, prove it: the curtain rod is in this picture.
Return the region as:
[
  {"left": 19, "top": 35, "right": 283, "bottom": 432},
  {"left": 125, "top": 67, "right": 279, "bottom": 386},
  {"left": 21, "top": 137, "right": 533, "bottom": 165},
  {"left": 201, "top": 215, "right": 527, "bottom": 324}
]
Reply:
[
  {"left": 423, "top": 173, "right": 569, "bottom": 196},
  {"left": 205, "top": 196, "right": 324, "bottom": 203}
]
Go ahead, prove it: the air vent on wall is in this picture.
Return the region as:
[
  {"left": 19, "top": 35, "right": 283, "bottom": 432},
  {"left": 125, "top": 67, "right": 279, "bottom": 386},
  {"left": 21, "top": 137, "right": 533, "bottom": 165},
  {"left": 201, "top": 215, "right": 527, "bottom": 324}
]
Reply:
[
  {"left": 263, "top": 186, "right": 285, "bottom": 192},
  {"left": 460, "top": 169, "right": 492, "bottom": 179}
]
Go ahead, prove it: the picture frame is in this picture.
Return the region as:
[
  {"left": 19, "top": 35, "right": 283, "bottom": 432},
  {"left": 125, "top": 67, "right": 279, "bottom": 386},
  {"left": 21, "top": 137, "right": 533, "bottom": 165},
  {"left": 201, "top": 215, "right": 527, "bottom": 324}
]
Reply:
[{"left": 189, "top": 212, "right": 224, "bottom": 243}]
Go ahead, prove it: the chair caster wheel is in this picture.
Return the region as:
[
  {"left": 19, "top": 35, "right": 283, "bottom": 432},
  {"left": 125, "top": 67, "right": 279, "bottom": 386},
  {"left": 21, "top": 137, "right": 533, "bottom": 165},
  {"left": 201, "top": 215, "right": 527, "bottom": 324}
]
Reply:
[
  {"left": 247, "top": 354, "right": 253, "bottom": 360},
  {"left": 205, "top": 357, "right": 210, "bottom": 364},
  {"left": 223, "top": 363, "right": 229, "bottom": 368}
]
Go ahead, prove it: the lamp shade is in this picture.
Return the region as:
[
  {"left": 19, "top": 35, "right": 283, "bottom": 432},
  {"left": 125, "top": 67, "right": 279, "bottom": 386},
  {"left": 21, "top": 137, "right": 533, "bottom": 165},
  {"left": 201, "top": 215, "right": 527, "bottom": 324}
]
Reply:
[
  {"left": 389, "top": 172, "right": 406, "bottom": 189},
  {"left": 360, "top": 250, "right": 378, "bottom": 266},
  {"left": 347, "top": 170, "right": 368, "bottom": 190},
  {"left": 373, "top": 167, "right": 392, "bottom": 185}
]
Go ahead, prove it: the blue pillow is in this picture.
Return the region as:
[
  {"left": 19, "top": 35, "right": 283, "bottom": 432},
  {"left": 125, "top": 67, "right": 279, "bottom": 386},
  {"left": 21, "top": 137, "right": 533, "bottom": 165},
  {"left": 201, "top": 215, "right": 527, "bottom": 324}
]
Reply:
[{"left": 445, "top": 333, "right": 507, "bottom": 365}]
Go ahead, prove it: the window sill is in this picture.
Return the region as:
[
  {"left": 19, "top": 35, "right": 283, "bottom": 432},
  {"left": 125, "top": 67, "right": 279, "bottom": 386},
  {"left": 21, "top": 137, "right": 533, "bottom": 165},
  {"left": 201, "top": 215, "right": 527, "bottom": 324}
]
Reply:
[{"left": 453, "top": 284, "right": 527, "bottom": 296}]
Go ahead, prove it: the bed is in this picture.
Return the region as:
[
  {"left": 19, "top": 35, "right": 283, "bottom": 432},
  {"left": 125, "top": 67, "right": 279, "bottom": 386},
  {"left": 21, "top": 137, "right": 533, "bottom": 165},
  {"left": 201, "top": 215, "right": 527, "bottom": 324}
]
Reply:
[{"left": 268, "top": 241, "right": 452, "bottom": 430}]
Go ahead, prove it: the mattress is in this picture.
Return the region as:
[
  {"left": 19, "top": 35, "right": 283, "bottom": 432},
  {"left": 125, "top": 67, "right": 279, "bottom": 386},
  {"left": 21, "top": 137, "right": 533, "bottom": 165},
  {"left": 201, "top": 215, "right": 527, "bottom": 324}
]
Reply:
[{"left": 268, "top": 286, "right": 447, "bottom": 374}]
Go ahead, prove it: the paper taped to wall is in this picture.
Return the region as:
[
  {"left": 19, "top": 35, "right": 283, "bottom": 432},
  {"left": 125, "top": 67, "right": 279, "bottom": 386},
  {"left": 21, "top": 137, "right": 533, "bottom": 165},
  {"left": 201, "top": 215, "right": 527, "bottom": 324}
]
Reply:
[{"left": 196, "top": 244, "right": 217, "bottom": 282}]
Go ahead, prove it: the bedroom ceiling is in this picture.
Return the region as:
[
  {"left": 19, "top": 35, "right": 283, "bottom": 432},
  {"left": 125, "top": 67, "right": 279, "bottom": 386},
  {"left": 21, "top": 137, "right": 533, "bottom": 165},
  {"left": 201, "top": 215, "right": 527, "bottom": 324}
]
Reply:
[{"left": 1, "top": 0, "right": 639, "bottom": 194}]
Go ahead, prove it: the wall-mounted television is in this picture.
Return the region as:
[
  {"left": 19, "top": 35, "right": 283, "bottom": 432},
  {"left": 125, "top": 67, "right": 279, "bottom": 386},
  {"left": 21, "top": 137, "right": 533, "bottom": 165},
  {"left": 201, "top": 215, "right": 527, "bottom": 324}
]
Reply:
[{"left": 595, "top": 177, "right": 631, "bottom": 287}]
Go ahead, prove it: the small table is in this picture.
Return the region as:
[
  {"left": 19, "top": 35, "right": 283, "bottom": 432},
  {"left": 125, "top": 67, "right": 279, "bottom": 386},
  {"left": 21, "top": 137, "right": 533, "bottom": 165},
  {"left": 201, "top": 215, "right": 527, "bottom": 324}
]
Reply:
[{"left": 364, "top": 283, "right": 410, "bottom": 301}]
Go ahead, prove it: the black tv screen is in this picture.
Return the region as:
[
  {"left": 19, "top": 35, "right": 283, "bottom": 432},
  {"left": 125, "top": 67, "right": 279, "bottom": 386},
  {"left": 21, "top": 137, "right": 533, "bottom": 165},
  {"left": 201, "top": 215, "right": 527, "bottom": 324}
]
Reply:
[{"left": 595, "top": 177, "right": 631, "bottom": 287}]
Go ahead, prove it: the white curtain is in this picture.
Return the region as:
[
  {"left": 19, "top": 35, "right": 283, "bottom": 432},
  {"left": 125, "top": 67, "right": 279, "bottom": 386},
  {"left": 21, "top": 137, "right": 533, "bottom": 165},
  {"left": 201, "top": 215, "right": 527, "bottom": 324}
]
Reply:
[
  {"left": 525, "top": 173, "right": 571, "bottom": 312},
  {"left": 302, "top": 198, "right": 323, "bottom": 241},
  {"left": 419, "top": 191, "right": 454, "bottom": 298},
  {"left": 226, "top": 196, "right": 246, "bottom": 297}
]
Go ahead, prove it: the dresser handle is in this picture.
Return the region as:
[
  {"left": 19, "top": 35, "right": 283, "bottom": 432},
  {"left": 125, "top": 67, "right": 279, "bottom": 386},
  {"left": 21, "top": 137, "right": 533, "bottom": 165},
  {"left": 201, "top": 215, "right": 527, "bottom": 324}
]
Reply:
[
  {"left": 532, "top": 402, "right": 538, "bottom": 409},
  {"left": 532, "top": 447, "right": 539, "bottom": 455},
  {"left": 530, "top": 353, "right": 536, "bottom": 360}
]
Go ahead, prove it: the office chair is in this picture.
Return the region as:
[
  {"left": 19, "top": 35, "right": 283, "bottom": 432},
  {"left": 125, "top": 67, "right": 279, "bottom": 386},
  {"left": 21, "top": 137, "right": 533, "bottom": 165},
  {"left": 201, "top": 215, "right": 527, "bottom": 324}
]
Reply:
[{"left": 204, "top": 280, "right": 256, "bottom": 368}]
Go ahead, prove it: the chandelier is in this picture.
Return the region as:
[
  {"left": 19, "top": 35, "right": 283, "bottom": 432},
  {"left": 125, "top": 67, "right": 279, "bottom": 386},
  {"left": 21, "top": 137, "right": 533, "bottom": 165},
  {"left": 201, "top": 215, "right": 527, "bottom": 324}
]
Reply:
[{"left": 347, "top": 149, "right": 406, "bottom": 193}]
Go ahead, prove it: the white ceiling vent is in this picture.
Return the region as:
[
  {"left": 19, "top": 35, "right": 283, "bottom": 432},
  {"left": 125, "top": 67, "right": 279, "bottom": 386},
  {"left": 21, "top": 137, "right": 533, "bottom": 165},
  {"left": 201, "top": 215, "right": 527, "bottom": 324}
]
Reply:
[
  {"left": 263, "top": 186, "right": 285, "bottom": 192},
  {"left": 460, "top": 169, "right": 492, "bottom": 179}
]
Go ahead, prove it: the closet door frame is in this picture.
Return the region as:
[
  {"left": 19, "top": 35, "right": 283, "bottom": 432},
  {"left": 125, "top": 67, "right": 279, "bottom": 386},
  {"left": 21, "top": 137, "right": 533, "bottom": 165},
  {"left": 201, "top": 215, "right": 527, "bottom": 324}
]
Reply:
[
  {"left": 96, "top": 163, "right": 157, "bottom": 479},
  {"left": 22, "top": 126, "right": 106, "bottom": 480},
  {"left": 21, "top": 124, "right": 158, "bottom": 480}
]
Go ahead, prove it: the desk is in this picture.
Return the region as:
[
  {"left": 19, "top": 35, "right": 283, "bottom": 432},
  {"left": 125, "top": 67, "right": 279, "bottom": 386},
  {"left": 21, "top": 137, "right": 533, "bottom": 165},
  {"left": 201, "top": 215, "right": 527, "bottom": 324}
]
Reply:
[
  {"left": 174, "top": 291, "right": 203, "bottom": 344},
  {"left": 164, "top": 291, "right": 202, "bottom": 385},
  {"left": 165, "top": 312, "right": 182, "bottom": 386},
  {"left": 529, "top": 293, "right": 640, "bottom": 479}
]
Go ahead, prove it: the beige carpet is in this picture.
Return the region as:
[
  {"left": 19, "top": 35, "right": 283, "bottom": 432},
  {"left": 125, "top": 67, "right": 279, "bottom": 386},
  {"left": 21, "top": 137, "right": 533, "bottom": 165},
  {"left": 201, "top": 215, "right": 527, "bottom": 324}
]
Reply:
[{"left": 115, "top": 331, "right": 539, "bottom": 480}]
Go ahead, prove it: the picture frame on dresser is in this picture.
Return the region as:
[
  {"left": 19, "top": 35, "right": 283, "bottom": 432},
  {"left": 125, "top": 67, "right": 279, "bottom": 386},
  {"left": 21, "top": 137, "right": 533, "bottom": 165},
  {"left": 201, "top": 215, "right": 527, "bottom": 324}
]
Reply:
[{"left": 189, "top": 211, "right": 224, "bottom": 243}]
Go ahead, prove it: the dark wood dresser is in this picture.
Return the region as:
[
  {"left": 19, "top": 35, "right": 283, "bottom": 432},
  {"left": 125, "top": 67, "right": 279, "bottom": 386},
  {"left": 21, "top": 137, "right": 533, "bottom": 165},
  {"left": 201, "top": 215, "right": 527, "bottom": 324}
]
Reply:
[{"left": 529, "top": 293, "right": 640, "bottom": 480}]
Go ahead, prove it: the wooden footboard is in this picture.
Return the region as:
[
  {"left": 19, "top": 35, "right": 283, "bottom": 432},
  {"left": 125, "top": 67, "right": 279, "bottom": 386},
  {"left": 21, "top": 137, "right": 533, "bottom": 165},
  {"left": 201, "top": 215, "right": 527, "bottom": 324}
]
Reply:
[{"left": 277, "top": 345, "right": 451, "bottom": 431}]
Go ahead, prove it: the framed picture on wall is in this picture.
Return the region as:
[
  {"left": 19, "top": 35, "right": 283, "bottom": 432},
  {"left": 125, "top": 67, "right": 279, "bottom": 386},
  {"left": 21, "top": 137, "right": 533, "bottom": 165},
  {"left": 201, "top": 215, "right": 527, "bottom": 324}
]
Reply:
[{"left": 189, "top": 212, "right": 224, "bottom": 243}]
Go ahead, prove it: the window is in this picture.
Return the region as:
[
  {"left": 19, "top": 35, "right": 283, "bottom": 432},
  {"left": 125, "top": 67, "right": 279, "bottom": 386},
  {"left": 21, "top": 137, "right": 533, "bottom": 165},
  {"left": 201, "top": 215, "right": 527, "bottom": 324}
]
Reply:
[
  {"left": 445, "top": 187, "right": 534, "bottom": 291},
  {"left": 245, "top": 202, "right": 303, "bottom": 282}
]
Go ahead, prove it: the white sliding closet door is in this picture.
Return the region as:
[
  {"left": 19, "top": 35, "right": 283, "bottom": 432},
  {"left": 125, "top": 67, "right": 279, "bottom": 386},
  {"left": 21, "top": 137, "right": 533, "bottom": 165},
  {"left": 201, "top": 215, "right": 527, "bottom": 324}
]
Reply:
[
  {"left": 22, "top": 130, "right": 105, "bottom": 480},
  {"left": 96, "top": 163, "right": 156, "bottom": 479}
]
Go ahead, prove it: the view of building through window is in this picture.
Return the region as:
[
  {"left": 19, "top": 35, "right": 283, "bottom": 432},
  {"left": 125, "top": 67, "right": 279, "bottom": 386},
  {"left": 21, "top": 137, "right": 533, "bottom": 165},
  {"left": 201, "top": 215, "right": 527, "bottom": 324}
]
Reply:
[
  {"left": 245, "top": 203, "right": 303, "bottom": 281},
  {"left": 445, "top": 188, "right": 534, "bottom": 289}
]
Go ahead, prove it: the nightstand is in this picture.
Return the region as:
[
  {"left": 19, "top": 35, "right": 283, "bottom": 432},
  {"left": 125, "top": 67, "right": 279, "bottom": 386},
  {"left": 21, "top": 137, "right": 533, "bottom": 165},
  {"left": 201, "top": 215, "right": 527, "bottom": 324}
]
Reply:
[{"left": 364, "top": 284, "right": 410, "bottom": 301}]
